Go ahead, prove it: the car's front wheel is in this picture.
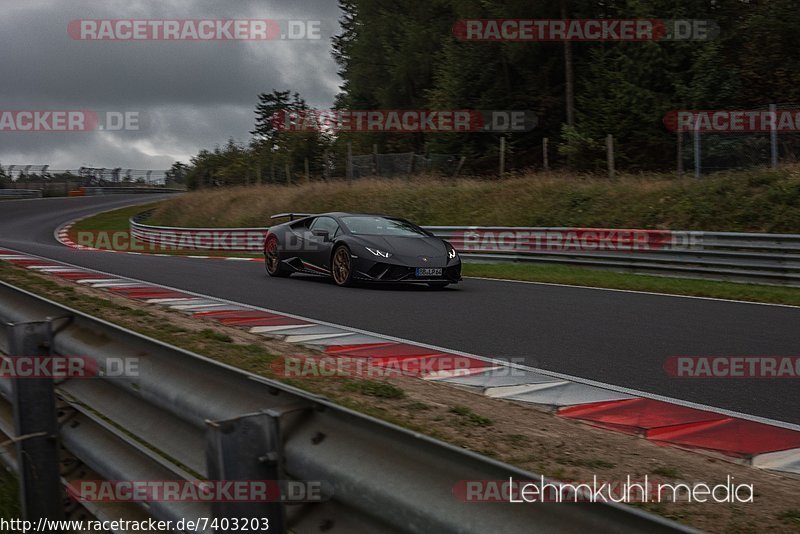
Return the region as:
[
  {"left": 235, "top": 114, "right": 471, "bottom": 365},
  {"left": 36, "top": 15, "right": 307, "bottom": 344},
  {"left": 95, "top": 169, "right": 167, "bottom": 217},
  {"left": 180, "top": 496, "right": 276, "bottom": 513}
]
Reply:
[
  {"left": 265, "top": 236, "right": 291, "bottom": 277},
  {"left": 332, "top": 245, "right": 355, "bottom": 287}
]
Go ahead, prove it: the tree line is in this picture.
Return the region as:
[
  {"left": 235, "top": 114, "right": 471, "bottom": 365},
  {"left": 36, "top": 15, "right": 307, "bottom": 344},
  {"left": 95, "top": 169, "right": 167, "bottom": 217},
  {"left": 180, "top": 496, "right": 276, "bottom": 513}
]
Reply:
[{"left": 182, "top": 0, "right": 800, "bottom": 188}]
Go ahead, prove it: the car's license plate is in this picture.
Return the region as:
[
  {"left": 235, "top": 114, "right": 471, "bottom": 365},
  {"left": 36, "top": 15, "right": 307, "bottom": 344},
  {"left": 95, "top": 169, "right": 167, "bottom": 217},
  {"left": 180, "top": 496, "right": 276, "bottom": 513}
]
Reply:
[{"left": 416, "top": 267, "right": 442, "bottom": 277}]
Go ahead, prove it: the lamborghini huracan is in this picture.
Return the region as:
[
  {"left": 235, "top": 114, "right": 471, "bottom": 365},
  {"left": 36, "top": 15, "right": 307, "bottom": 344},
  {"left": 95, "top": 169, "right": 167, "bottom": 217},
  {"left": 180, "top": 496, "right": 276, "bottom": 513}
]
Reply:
[{"left": 263, "top": 212, "right": 461, "bottom": 287}]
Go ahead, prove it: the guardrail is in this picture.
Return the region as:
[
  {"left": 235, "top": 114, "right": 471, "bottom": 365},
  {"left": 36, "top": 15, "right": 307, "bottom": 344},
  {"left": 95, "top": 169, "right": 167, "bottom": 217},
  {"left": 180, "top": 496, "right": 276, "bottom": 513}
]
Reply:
[
  {"left": 82, "top": 187, "right": 185, "bottom": 196},
  {"left": 129, "top": 215, "right": 800, "bottom": 287},
  {"left": 0, "top": 281, "right": 690, "bottom": 533},
  {"left": 0, "top": 189, "right": 43, "bottom": 199}
]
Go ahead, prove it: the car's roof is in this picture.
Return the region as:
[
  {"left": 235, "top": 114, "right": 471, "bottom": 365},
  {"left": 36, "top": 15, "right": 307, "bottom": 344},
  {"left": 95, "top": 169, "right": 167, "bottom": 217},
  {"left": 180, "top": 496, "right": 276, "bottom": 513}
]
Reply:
[{"left": 317, "top": 212, "right": 396, "bottom": 219}]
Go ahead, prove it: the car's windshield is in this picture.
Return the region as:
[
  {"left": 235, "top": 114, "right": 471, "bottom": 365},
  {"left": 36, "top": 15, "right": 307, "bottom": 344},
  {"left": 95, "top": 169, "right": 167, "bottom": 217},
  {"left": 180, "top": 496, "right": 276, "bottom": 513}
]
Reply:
[{"left": 341, "top": 216, "right": 428, "bottom": 237}]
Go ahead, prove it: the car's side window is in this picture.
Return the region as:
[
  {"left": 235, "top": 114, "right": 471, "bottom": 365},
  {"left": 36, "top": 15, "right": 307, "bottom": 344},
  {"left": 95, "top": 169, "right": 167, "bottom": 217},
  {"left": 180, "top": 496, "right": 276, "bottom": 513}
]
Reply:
[{"left": 309, "top": 216, "right": 339, "bottom": 237}]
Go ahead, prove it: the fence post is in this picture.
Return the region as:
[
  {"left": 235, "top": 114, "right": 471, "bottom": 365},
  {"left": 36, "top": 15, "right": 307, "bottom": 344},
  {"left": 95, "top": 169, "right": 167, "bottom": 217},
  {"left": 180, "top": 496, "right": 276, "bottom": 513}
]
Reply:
[
  {"left": 285, "top": 163, "right": 292, "bottom": 186},
  {"left": 304, "top": 158, "right": 310, "bottom": 183},
  {"left": 323, "top": 150, "right": 330, "bottom": 182},
  {"left": 7, "top": 321, "right": 64, "bottom": 523},
  {"left": 606, "top": 134, "right": 615, "bottom": 179},
  {"left": 372, "top": 144, "right": 378, "bottom": 176},
  {"left": 770, "top": 103, "right": 778, "bottom": 168},
  {"left": 693, "top": 115, "right": 701, "bottom": 179},
  {"left": 677, "top": 132, "right": 684, "bottom": 177},
  {"left": 499, "top": 136, "right": 506, "bottom": 177},
  {"left": 542, "top": 138, "right": 549, "bottom": 171},
  {"left": 346, "top": 142, "right": 353, "bottom": 181},
  {"left": 454, "top": 156, "right": 466, "bottom": 177}
]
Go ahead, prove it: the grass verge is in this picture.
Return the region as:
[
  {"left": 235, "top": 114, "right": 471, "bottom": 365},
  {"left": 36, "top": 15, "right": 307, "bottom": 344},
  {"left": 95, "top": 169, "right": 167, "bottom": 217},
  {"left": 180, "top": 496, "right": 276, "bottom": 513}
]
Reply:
[{"left": 462, "top": 263, "right": 800, "bottom": 306}]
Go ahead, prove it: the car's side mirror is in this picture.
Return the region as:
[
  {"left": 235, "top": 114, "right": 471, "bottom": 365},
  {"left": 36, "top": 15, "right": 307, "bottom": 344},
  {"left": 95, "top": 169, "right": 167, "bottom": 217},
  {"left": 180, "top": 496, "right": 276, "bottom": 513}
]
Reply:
[{"left": 312, "top": 229, "right": 331, "bottom": 242}]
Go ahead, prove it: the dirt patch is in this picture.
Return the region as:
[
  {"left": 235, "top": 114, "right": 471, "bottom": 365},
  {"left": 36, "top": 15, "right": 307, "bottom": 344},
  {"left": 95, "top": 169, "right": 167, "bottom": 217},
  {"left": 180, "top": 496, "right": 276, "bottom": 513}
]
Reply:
[{"left": 1, "top": 262, "right": 798, "bottom": 533}]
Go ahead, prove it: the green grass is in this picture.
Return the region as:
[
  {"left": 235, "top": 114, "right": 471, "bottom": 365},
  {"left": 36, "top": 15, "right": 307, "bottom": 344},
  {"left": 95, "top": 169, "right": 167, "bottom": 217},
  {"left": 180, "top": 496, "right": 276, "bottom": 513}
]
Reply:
[
  {"left": 199, "top": 329, "right": 233, "bottom": 343},
  {"left": 779, "top": 509, "right": 800, "bottom": 526},
  {"left": 404, "top": 401, "right": 432, "bottom": 411},
  {"left": 557, "top": 457, "right": 617, "bottom": 469},
  {"left": 462, "top": 263, "right": 800, "bottom": 306},
  {"left": 449, "top": 405, "right": 493, "bottom": 427},
  {"left": 652, "top": 466, "right": 682, "bottom": 478},
  {"left": 71, "top": 203, "right": 159, "bottom": 233},
  {"left": 0, "top": 469, "right": 19, "bottom": 519},
  {"left": 341, "top": 380, "right": 406, "bottom": 399}
]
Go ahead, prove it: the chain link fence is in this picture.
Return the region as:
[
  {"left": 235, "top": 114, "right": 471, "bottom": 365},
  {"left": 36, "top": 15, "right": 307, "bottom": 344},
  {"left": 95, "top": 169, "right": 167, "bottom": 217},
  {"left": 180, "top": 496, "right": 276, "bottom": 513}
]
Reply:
[
  {"left": 348, "top": 152, "right": 461, "bottom": 179},
  {"left": 0, "top": 165, "right": 175, "bottom": 196},
  {"left": 677, "top": 104, "right": 800, "bottom": 175},
  {"left": 0, "top": 165, "right": 169, "bottom": 184}
]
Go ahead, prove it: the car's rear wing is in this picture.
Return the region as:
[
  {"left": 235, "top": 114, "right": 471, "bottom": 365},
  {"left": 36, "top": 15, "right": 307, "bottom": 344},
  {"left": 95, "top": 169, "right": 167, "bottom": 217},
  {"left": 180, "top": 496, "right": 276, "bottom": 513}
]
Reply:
[{"left": 270, "top": 212, "right": 317, "bottom": 221}]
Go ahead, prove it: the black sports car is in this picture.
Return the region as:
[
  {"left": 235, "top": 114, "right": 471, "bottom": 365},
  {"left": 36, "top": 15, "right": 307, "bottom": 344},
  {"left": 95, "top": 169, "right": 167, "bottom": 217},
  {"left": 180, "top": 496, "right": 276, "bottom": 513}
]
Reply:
[{"left": 263, "top": 212, "right": 461, "bottom": 287}]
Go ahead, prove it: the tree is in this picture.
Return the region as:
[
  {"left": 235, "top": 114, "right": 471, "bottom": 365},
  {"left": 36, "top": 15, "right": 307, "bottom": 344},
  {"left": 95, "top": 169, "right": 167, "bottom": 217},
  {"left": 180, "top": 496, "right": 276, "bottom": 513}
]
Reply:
[{"left": 165, "top": 162, "right": 189, "bottom": 185}]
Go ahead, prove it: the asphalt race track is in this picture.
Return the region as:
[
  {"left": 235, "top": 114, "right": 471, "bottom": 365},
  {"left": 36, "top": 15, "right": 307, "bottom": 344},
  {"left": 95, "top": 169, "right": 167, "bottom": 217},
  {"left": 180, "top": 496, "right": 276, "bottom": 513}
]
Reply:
[{"left": 1, "top": 195, "right": 798, "bottom": 424}]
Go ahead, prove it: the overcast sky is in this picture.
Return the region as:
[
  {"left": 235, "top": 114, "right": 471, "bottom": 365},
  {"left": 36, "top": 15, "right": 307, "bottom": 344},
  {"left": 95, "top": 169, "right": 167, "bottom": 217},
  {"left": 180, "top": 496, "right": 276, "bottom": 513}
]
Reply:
[{"left": 0, "top": 0, "right": 342, "bottom": 170}]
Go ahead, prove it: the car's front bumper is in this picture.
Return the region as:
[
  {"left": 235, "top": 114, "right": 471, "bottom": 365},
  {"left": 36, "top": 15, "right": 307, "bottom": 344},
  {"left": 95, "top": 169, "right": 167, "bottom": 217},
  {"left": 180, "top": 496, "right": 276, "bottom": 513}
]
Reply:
[{"left": 353, "top": 258, "right": 462, "bottom": 283}]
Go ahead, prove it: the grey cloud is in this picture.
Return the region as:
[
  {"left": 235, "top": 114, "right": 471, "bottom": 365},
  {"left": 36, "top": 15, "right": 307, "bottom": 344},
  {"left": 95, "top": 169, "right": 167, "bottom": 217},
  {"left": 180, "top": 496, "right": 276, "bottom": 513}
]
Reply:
[{"left": 0, "top": 0, "right": 341, "bottom": 169}]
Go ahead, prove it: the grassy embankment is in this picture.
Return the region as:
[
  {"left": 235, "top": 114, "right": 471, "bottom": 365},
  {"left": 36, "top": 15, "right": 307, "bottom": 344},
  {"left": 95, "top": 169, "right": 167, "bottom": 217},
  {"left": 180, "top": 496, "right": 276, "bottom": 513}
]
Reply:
[{"left": 149, "top": 168, "right": 800, "bottom": 231}]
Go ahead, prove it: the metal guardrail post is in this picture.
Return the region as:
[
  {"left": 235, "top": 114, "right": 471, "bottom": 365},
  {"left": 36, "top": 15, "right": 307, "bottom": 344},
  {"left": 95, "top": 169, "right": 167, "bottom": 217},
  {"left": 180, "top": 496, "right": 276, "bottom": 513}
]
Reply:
[
  {"left": 206, "top": 412, "right": 287, "bottom": 532},
  {"left": 6, "top": 321, "right": 64, "bottom": 523}
]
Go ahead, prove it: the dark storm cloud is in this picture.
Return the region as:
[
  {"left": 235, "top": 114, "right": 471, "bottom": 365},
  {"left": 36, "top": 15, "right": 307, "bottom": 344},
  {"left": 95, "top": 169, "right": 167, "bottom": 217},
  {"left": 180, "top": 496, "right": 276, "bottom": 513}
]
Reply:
[{"left": 0, "top": 0, "right": 341, "bottom": 168}]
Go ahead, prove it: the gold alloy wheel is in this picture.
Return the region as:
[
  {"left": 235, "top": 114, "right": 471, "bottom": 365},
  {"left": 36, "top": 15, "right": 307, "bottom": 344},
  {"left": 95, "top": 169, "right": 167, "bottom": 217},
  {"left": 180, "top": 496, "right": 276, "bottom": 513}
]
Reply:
[
  {"left": 332, "top": 246, "right": 351, "bottom": 285},
  {"left": 265, "top": 238, "right": 280, "bottom": 273}
]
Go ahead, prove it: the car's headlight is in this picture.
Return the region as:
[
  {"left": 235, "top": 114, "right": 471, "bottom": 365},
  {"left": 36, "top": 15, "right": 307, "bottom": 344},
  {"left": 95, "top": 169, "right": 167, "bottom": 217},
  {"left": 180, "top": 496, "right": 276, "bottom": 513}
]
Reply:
[{"left": 366, "top": 247, "right": 391, "bottom": 258}]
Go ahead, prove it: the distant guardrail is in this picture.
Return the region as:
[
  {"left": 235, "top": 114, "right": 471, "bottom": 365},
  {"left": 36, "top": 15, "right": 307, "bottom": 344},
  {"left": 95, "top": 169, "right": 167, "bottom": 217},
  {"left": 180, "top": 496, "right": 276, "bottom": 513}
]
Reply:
[
  {"left": 0, "top": 189, "right": 43, "bottom": 199},
  {"left": 82, "top": 186, "right": 184, "bottom": 196},
  {"left": 128, "top": 215, "right": 800, "bottom": 287},
  {"left": 0, "top": 281, "right": 690, "bottom": 533}
]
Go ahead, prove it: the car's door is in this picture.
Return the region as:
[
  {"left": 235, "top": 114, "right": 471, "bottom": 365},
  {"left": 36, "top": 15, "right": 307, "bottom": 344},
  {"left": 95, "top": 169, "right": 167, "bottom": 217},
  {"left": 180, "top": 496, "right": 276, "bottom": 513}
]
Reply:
[{"left": 306, "top": 216, "right": 340, "bottom": 271}]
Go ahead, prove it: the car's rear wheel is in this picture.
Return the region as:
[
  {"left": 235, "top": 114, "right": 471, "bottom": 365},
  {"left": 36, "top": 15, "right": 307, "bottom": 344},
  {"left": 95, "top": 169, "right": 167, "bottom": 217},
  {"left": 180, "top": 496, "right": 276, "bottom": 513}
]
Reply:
[
  {"left": 265, "top": 236, "right": 291, "bottom": 277},
  {"left": 332, "top": 245, "right": 355, "bottom": 287},
  {"left": 428, "top": 282, "right": 450, "bottom": 289}
]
